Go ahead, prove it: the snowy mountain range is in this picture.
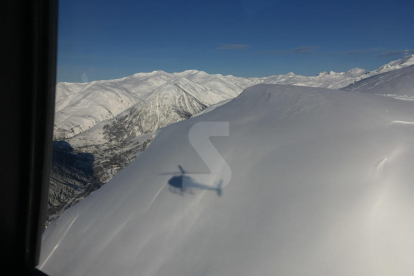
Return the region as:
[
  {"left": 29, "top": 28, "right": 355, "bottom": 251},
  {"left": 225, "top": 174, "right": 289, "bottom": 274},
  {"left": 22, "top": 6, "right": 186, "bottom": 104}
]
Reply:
[
  {"left": 54, "top": 71, "right": 255, "bottom": 140},
  {"left": 41, "top": 72, "right": 414, "bottom": 275},
  {"left": 54, "top": 55, "right": 414, "bottom": 141},
  {"left": 47, "top": 55, "right": 414, "bottom": 223}
]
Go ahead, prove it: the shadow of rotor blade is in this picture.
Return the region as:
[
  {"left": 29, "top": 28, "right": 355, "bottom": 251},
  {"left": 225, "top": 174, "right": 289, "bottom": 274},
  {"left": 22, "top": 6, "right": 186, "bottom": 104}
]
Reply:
[
  {"left": 160, "top": 171, "right": 209, "bottom": 176},
  {"left": 159, "top": 172, "right": 180, "bottom": 175}
]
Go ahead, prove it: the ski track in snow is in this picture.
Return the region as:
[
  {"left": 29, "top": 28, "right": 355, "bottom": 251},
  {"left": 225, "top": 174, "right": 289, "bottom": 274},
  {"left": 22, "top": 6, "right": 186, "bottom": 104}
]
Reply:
[
  {"left": 142, "top": 182, "right": 168, "bottom": 215},
  {"left": 392, "top": 120, "right": 414, "bottom": 125},
  {"left": 376, "top": 157, "right": 388, "bottom": 175},
  {"left": 39, "top": 214, "right": 80, "bottom": 270},
  {"left": 346, "top": 71, "right": 403, "bottom": 91}
]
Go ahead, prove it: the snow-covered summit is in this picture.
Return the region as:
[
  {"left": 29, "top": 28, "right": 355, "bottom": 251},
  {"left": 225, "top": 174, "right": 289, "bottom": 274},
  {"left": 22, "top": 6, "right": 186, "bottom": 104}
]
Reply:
[
  {"left": 346, "top": 67, "right": 367, "bottom": 76},
  {"left": 316, "top": 70, "right": 341, "bottom": 77}
]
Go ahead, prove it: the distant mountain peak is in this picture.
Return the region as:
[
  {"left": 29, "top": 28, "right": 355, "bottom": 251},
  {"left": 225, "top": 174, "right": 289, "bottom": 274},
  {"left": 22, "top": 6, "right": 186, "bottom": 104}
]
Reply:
[
  {"left": 180, "top": 69, "right": 201, "bottom": 74},
  {"left": 346, "top": 68, "right": 367, "bottom": 76}
]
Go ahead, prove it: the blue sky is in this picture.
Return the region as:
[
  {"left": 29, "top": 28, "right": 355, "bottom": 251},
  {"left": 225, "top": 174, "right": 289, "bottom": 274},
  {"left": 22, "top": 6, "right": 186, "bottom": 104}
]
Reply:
[{"left": 58, "top": 0, "right": 414, "bottom": 82}]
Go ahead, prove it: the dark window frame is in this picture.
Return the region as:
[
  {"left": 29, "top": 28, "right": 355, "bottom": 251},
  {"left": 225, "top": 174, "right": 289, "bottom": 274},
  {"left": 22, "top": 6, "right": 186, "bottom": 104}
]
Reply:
[{"left": 0, "top": 0, "right": 57, "bottom": 274}]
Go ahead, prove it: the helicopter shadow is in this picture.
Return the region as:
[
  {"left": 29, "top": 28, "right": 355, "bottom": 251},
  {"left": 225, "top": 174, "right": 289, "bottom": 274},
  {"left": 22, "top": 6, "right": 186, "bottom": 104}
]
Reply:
[{"left": 161, "top": 165, "right": 223, "bottom": 197}]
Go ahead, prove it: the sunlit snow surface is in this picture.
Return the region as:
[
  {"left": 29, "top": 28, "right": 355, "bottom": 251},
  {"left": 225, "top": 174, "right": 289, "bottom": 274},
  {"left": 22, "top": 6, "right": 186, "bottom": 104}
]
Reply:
[{"left": 41, "top": 84, "right": 414, "bottom": 276}]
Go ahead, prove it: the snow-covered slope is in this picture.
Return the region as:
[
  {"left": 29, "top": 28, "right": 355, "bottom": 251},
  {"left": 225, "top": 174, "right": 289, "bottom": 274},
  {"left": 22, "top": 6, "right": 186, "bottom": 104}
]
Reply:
[
  {"left": 49, "top": 72, "right": 256, "bottom": 221},
  {"left": 54, "top": 71, "right": 255, "bottom": 139},
  {"left": 41, "top": 84, "right": 414, "bottom": 276},
  {"left": 374, "top": 54, "right": 414, "bottom": 74},
  {"left": 48, "top": 55, "right": 414, "bottom": 223},
  {"left": 67, "top": 77, "right": 242, "bottom": 147},
  {"left": 342, "top": 64, "right": 414, "bottom": 97}
]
